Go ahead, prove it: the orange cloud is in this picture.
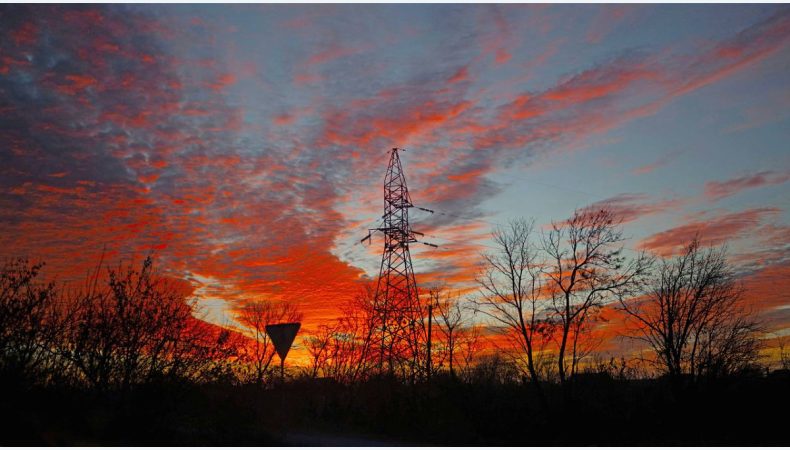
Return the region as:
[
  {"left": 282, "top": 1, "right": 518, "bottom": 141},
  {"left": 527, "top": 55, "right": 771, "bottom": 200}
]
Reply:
[{"left": 639, "top": 208, "right": 781, "bottom": 256}]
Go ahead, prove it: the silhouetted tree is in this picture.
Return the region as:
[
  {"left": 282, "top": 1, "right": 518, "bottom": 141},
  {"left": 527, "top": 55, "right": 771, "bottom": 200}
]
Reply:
[
  {"left": 475, "top": 218, "right": 551, "bottom": 393},
  {"left": 469, "top": 351, "right": 521, "bottom": 385},
  {"left": 586, "top": 354, "right": 637, "bottom": 380},
  {"left": 304, "top": 324, "right": 334, "bottom": 379},
  {"left": 434, "top": 288, "right": 465, "bottom": 377},
  {"left": 57, "top": 257, "right": 222, "bottom": 390},
  {"left": 620, "top": 238, "right": 760, "bottom": 381},
  {"left": 0, "top": 259, "right": 62, "bottom": 385},
  {"left": 458, "top": 324, "right": 484, "bottom": 381},
  {"left": 303, "top": 285, "right": 378, "bottom": 383},
  {"left": 567, "top": 308, "right": 605, "bottom": 379},
  {"left": 542, "top": 208, "right": 652, "bottom": 387},
  {"left": 237, "top": 299, "right": 302, "bottom": 386}
]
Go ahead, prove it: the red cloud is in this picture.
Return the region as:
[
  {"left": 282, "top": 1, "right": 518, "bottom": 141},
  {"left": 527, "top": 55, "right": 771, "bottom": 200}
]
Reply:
[
  {"left": 448, "top": 66, "right": 469, "bottom": 84},
  {"left": 55, "top": 74, "right": 98, "bottom": 95},
  {"left": 11, "top": 21, "right": 37, "bottom": 47},
  {"left": 582, "top": 193, "right": 684, "bottom": 224},
  {"left": 321, "top": 95, "right": 472, "bottom": 149},
  {"left": 475, "top": 9, "right": 790, "bottom": 158},
  {"left": 586, "top": 5, "right": 636, "bottom": 44},
  {"left": 477, "top": 5, "right": 515, "bottom": 65},
  {"left": 274, "top": 113, "right": 295, "bottom": 126},
  {"left": 704, "top": 171, "right": 790, "bottom": 201},
  {"left": 670, "top": 11, "right": 790, "bottom": 98},
  {"left": 632, "top": 161, "right": 663, "bottom": 175},
  {"left": 3, "top": 5, "right": 790, "bottom": 352},
  {"left": 639, "top": 207, "right": 781, "bottom": 256},
  {"left": 306, "top": 44, "right": 367, "bottom": 66},
  {"left": 209, "top": 73, "right": 237, "bottom": 91},
  {"left": 543, "top": 66, "right": 656, "bottom": 103},
  {"left": 293, "top": 72, "right": 323, "bottom": 86},
  {"left": 740, "top": 263, "right": 790, "bottom": 313},
  {"left": 631, "top": 149, "right": 683, "bottom": 175}
]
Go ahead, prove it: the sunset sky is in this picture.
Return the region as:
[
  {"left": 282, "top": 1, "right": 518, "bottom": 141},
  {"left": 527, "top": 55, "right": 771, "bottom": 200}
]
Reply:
[{"left": 1, "top": 4, "right": 789, "bottom": 356}]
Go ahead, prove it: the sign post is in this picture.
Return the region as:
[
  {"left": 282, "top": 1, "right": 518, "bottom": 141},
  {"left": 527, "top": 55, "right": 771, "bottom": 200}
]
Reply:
[{"left": 265, "top": 322, "right": 301, "bottom": 381}]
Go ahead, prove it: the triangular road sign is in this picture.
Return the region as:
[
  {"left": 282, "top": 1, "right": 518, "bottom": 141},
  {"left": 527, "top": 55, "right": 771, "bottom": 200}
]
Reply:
[{"left": 266, "top": 322, "right": 301, "bottom": 361}]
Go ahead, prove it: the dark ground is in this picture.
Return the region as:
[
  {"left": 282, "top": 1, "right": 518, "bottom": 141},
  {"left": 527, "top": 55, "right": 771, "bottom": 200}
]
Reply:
[{"left": 3, "top": 371, "right": 789, "bottom": 446}]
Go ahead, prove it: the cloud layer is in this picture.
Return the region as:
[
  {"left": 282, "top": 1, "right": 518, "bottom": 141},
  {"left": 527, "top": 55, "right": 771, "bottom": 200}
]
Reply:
[{"left": 1, "top": 5, "right": 788, "bottom": 341}]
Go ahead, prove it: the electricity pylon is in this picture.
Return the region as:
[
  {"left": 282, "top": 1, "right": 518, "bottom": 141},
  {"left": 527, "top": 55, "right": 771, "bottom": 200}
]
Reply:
[{"left": 361, "top": 148, "right": 436, "bottom": 378}]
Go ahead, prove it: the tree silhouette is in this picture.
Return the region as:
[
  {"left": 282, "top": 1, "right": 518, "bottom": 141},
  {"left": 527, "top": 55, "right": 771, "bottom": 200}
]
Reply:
[
  {"left": 542, "top": 208, "right": 652, "bottom": 388},
  {"left": 237, "top": 299, "right": 302, "bottom": 385},
  {"left": 475, "top": 218, "right": 551, "bottom": 395},
  {"left": 433, "top": 288, "right": 464, "bottom": 378},
  {"left": 303, "top": 284, "right": 378, "bottom": 383},
  {"left": 56, "top": 256, "right": 234, "bottom": 390},
  {"left": 620, "top": 237, "right": 761, "bottom": 381},
  {"left": 0, "top": 259, "right": 62, "bottom": 385}
]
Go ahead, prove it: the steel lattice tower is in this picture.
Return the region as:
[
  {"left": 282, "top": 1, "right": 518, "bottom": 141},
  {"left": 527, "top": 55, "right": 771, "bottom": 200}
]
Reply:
[{"left": 363, "top": 148, "right": 426, "bottom": 376}]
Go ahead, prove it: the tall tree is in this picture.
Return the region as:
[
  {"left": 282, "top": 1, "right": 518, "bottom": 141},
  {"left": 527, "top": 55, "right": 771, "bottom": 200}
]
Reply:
[
  {"left": 619, "top": 238, "right": 760, "bottom": 380},
  {"left": 475, "top": 218, "right": 550, "bottom": 392},
  {"left": 542, "top": 208, "right": 651, "bottom": 387},
  {"left": 431, "top": 287, "right": 465, "bottom": 378}
]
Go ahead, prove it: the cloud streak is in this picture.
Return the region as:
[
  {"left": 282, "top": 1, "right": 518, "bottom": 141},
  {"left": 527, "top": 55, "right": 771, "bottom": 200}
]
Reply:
[
  {"left": 705, "top": 171, "right": 790, "bottom": 201},
  {"left": 639, "top": 208, "right": 781, "bottom": 256}
]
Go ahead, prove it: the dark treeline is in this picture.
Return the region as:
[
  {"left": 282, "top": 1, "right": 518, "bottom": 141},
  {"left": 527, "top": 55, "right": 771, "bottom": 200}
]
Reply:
[
  {"left": 0, "top": 257, "right": 240, "bottom": 391},
  {"left": 1, "top": 208, "right": 789, "bottom": 445}
]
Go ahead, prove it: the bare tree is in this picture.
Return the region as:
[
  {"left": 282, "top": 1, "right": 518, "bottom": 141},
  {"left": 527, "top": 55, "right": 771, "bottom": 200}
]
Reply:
[
  {"left": 620, "top": 238, "right": 760, "bottom": 381},
  {"left": 458, "top": 324, "right": 484, "bottom": 380},
  {"left": 106, "top": 257, "right": 196, "bottom": 390},
  {"left": 567, "top": 308, "right": 604, "bottom": 379},
  {"left": 301, "top": 295, "right": 378, "bottom": 384},
  {"left": 304, "top": 324, "right": 334, "bottom": 378},
  {"left": 57, "top": 257, "right": 222, "bottom": 390},
  {"left": 431, "top": 287, "right": 466, "bottom": 378},
  {"left": 0, "top": 259, "right": 62, "bottom": 384},
  {"left": 304, "top": 285, "right": 380, "bottom": 383},
  {"left": 348, "top": 282, "right": 381, "bottom": 381},
  {"left": 237, "top": 299, "right": 302, "bottom": 386},
  {"left": 543, "top": 208, "right": 651, "bottom": 387},
  {"left": 0, "top": 254, "right": 247, "bottom": 389},
  {"left": 60, "top": 267, "right": 130, "bottom": 390},
  {"left": 475, "top": 218, "right": 551, "bottom": 393}
]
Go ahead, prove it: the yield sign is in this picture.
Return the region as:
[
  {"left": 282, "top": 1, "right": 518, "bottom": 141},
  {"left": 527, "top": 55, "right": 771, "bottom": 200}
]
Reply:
[{"left": 265, "top": 322, "right": 301, "bottom": 361}]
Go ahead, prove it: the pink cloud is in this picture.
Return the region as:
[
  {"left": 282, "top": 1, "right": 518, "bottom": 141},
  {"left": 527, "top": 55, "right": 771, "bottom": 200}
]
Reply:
[
  {"left": 582, "top": 193, "right": 684, "bottom": 224},
  {"left": 586, "top": 5, "right": 637, "bottom": 44},
  {"left": 208, "top": 73, "right": 237, "bottom": 92},
  {"left": 306, "top": 44, "right": 368, "bottom": 66},
  {"left": 477, "top": 6, "right": 515, "bottom": 66},
  {"left": 705, "top": 171, "right": 790, "bottom": 201},
  {"left": 448, "top": 65, "right": 469, "bottom": 84},
  {"left": 639, "top": 207, "right": 781, "bottom": 256}
]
